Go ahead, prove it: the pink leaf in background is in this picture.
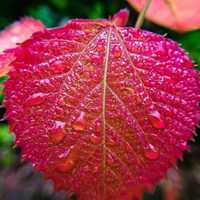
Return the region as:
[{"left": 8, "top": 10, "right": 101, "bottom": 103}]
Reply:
[
  {"left": 0, "top": 17, "right": 45, "bottom": 77},
  {"left": 127, "top": 0, "right": 200, "bottom": 32}
]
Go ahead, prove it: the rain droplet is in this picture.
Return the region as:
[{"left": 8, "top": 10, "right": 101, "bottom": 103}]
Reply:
[
  {"left": 89, "top": 133, "right": 101, "bottom": 144},
  {"left": 57, "top": 97, "right": 65, "bottom": 106},
  {"left": 95, "top": 122, "right": 102, "bottom": 132},
  {"left": 92, "top": 166, "right": 99, "bottom": 174},
  {"left": 144, "top": 144, "right": 159, "bottom": 160},
  {"left": 113, "top": 45, "right": 122, "bottom": 58},
  {"left": 51, "top": 60, "right": 65, "bottom": 74},
  {"left": 155, "top": 43, "right": 168, "bottom": 56},
  {"left": 56, "top": 159, "right": 75, "bottom": 173},
  {"left": 72, "top": 111, "right": 86, "bottom": 131},
  {"left": 125, "top": 143, "right": 133, "bottom": 153},
  {"left": 26, "top": 93, "right": 47, "bottom": 106},
  {"left": 149, "top": 111, "right": 165, "bottom": 129},
  {"left": 180, "top": 142, "right": 189, "bottom": 151},
  {"left": 119, "top": 81, "right": 126, "bottom": 90},
  {"left": 183, "top": 55, "right": 193, "bottom": 69},
  {"left": 107, "top": 153, "right": 115, "bottom": 166},
  {"left": 92, "top": 74, "right": 99, "bottom": 83},
  {"left": 51, "top": 121, "right": 66, "bottom": 144},
  {"left": 119, "top": 72, "right": 125, "bottom": 79},
  {"left": 56, "top": 146, "right": 79, "bottom": 173},
  {"left": 82, "top": 165, "right": 89, "bottom": 172},
  {"left": 91, "top": 55, "right": 103, "bottom": 63},
  {"left": 107, "top": 136, "right": 117, "bottom": 147},
  {"left": 96, "top": 44, "right": 104, "bottom": 52},
  {"left": 72, "top": 132, "right": 79, "bottom": 138}
]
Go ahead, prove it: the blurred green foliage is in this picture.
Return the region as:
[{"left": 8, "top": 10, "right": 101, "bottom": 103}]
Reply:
[{"left": 0, "top": 123, "right": 14, "bottom": 169}]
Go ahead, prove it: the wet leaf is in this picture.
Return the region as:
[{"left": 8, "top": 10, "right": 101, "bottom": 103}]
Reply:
[
  {"left": 127, "top": 0, "right": 200, "bottom": 32},
  {"left": 3, "top": 11, "right": 200, "bottom": 200}
]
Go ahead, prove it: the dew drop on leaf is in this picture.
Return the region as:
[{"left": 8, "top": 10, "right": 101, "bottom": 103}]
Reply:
[
  {"left": 72, "top": 111, "right": 86, "bottom": 131},
  {"left": 26, "top": 93, "right": 47, "bottom": 106},
  {"left": 51, "top": 121, "right": 66, "bottom": 144},
  {"left": 72, "top": 132, "right": 79, "bottom": 138},
  {"left": 82, "top": 165, "right": 89, "bottom": 172},
  {"left": 155, "top": 42, "right": 168, "bottom": 56},
  {"left": 113, "top": 45, "right": 122, "bottom": 58},
  {"left": 89, "top": 133, "right": 101, "bottom": 144},
  {"left": 149, "top": 111, "right": 165, "bottom": 129},
  {"left": 56, "top": 146, "right": 79, "bottom": 173},
  {"left": 144, "top": 144, "right": 159, "bottom": 160},
  {"left": 183, "top": 55, "right": 194, "bottom": 69},
  {"left": 92, "top": 74, "right": 99, "bottom": 83},
  {"left": 180, "top": 142, "right": 189, "bottom": 151},
  {"left": 95, "top": 122, "right": 102, "bottom": 132},
  {"left": 96, "top": 44, "right": 104, "bottom": 52},
  {"left": 92, "top": 166, "right": 99, "bottom": 174},
  {"left": 91, "top": 54, "right": 103, "bottom": 63},
  {"left": 51, "top": 60, "right": 65, "bottom": 74},
  {"left": 56, "top": 159, "right": 75, "bottom": 173},
  {"left": 119, "top": 81, "right": 126, "bottom": 90},
  {"left": 107, "top": 136, "right": 117, "bottom": 147},
  {"left": 107, "top": 153, "right": 115, "bottom": 166}
]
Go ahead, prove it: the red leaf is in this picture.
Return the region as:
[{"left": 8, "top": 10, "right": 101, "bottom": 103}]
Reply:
[
  {"left": 127, "top": 0, "right": 200, "bottom": 32},
  {"left": 0, "top": 17, "right": 45, "bottom": 77},
  {"left": 3, "top": 11, "right": 200, "bottom": 200}
]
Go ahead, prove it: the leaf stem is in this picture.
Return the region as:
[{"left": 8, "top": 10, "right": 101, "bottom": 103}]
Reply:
[{"left": 135, "top": 0, "right": 152, "bottom": 29}]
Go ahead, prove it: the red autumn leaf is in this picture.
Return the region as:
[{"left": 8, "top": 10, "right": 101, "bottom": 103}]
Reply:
[
  {"left": 0, "top": 17, "right": 45, "bottom": 77},
  {"left": 3, "top": 10, "right": 200, "bottom": 200},
  {"left": 127, "top": 0, "right": 200, "bottom": 32}
]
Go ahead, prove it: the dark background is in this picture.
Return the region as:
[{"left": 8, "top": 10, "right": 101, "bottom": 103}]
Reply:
[{"left": 0, "top": 0, "right": 200, "bottom": 200}]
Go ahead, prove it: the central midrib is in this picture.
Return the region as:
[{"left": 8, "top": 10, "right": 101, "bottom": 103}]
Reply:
[{"left": 102, "top": 27, "right": 112, "bottom": 198}]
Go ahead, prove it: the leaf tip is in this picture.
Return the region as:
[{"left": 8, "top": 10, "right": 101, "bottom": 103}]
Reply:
[{"left": 113, "top": 8, "right": 130, "bottom": 27}]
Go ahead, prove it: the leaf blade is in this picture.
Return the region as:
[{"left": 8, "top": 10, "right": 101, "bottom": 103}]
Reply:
[{"left": 3, "top": 16, "right": 200, "bottom": 200}]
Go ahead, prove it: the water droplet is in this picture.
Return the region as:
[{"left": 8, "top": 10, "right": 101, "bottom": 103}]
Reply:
[
  {"left": 91, "top": 55, "right": 103, "bottom": 63},
  {"left": 113, "top": 45, "right": 122, "bottom": 58},
  {"left": 58, "top": 148, "right": 71, "bottom": 159},
  {"left": 183, "top": 55, "right": 193, "bottom": 69},
  {"left": 57, "top": 97, "right": 65, "bottom": 106},
  {"left": 144, "top": 144, "right": 159, "bottom": 160},
  {"left": 26, "top": 93, "right": 47, "bottom": 106},
  {"left": 149, "top": 111, "right": 165, "bottom": 129},
  {"left": 56, "top": 146, "right": 79, "bottom": 173},
  {"left": 155, "top": 43, "right": 168, "bottom": 56},
  {"left": 180, "top": 142, "right": 188, "bottom": 151},
  {"left": 72, "top": 111, "right": 86, "bottom": 131},
  {"left": 119, "top": 81, "right": 126, "bottom": 90},
  {"left": 89, "top": 133, "right": 101, "bottom": 144},
  {"left": 83, "top": 71, "right": 90, "bottom": 78},
  {"left": 107, "top": 153, "right": 115, "bottom": 166},
  {"left": 82, "top": 165, "right": 89, "bottom": 172},
  {"left": 56, "top": 159, "right": 75, "bottom": 173},
  {"left": 51, "top": 121, "right": 66, "bottom": 144},
  {"left": 125, "top": 143, "right": 133, "bottom": 153},
  {"left": 95, "top": 122, "right": 102, "bottom": 132},
  {"left": 107, "top": 136, "right": 117, "bottom": 147},
  {"left": 51, "top": 60, "right": 65, "bottom": 74},
  {"left": 92, "top": 166, "right": 99, "bottom": 174},
  {"left": 96, "top": 44, "right": 104, "bottom": 52},
  {"left": 119, "top": 72, "right": 125, "bottom": 79},
  {"left": 92, "top": 74, "right": 99, "bottom": 83},
  {"left": 72, "top": 132, "right": 79, "bottom": 138}
]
